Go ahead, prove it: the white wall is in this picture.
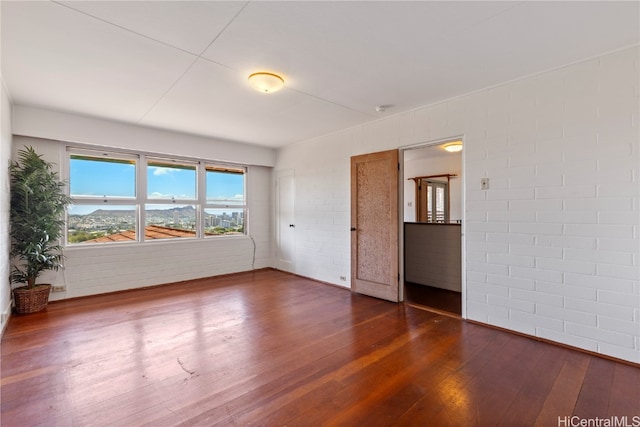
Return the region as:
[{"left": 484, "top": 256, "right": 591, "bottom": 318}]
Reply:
[
  {"left": 12, "top": 106, "right": 276, "bottom": 167},
  {"left": 276, "top": 46, "right": 640, "bottom": 363},
  {"left": 11, "top": 124, "right": 274, "bottom": 299},
  {"left": 1, "top": 77, "right": 12, "bottom": 333},
  {"left": 277, "top": 133, "right": 353, "bottom": 287}
]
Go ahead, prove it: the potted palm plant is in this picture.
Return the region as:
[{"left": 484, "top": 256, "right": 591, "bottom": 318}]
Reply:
[{"left": 9, "top": 146, "right": 72, "bottom": 314}]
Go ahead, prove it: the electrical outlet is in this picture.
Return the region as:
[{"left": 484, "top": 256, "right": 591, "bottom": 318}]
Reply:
[
  {"left": 480, "top": 178, "right": 489, "bottom": 190},
  {"left": 51, "top": 285, "right": 66, "bottom": 293},
  {"left": 340, "top": 276, "right": 347, "bottom": 281}
]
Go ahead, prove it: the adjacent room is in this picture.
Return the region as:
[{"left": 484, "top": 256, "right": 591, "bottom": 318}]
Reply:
[{"left": 1, "top": 1, "right": 638, "bottom": 425}]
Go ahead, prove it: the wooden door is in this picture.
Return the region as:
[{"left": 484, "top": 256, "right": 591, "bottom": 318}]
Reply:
[
  {"left": 276, "top": 170, "right": 295, "bottom": 272},
  {"left": 351, "top": 149, "right": 399, "bottom": 302}
]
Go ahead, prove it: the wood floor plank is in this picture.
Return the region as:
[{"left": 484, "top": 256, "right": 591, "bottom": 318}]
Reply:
[
  {"left": 1, "top": 269, "right": 637, "bottom": 426},
  {"left": 498, "top": 345, "right": 566, "bottom": 426},
  {"left": 608, "top": 363, "right": 640, "bottom": 418},
  {"left": 533, "top": 351, "right": 591, "bottom": 427},
  {"left": 573, "top": 356, "right": 616, "bottom": 419}
]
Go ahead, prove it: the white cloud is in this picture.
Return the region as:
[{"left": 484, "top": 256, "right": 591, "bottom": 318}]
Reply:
[
  {"left": 152, "top": 167, "right": 175, "bottom": 176},
  {"left": 210, "top": 194, "right": 244, "bottom": 200},
  {"left": 149, "top": 192, "right": 194, "bottom": 199},
  {"left": 150, "top": 192, "right": 171, "bottom": 198}
]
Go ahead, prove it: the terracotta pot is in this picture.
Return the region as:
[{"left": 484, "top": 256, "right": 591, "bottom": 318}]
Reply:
[{"left": 13, "top": 284, "right": 51, "bottom": 314}]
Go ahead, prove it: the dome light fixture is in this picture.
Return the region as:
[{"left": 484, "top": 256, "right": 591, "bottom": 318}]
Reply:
[
  {"left": 248, "top": 72, "right": 284, "bottom": 93},
  {"left": 443, "top": 141, "right": 463, "bottom": 153}
]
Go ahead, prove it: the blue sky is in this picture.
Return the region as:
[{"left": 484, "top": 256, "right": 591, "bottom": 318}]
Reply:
[
  {"left": 70, "top": 157, "right": 136, "bottom": 198},
  {"left": 69, "top": 158, "right": 244, "bottom": 215},
  {"left": 147, "top": 165, "right": 196, "bottom": 199}
]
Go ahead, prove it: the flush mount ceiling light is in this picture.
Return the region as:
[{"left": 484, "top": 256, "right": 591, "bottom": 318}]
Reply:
[
  {"left": 443, "top": 141, "right": 463, "bottom": 152},
  {"left": 248, "top": 72, "right": 284, "bottom": 93}
]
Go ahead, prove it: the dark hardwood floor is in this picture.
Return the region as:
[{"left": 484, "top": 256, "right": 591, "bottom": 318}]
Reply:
[
  {"left": 1, "top": 269, "right": 638, "bottom": 426},
  {"left": 404, "top": 282, "right": 462, "bottom": 316}
]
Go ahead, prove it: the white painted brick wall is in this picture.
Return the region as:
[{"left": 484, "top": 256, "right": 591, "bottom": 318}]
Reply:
[
  {"left": 565, "top": 272, "right": 634, "bottom": 293},
  {"left": 537, "top": 328, "right": 599, "bottom": 353},
  {"left": 276, "top": 46, "right": 640, "bottom": 363},
  {"left": 49, "top": 229, "right": 263, "bottom": 299},
  {"left": 535, "top": 281, "right": 597, "bottom": 301},
  {"left": 468, "top": 47, "right": 640, "bottom": 363},
  {"left": 291, "top": 165, "right": 351, "bottom": 286},
  {"left": 466, "top": 301, "right": 510, "bottom": 323},
  {"left": 1, "top": 79, "right": 13, "bottom": 333},
  {"left": 536, "top": 303, "right": 597, "bottom": 327},
  {"left": 487, "top": 273, "right": 534, "bottom": 290}
]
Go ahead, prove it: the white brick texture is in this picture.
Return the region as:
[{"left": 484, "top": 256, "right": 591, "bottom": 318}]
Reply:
[
  {"left": 0, "top": 80, "right": 12, "bottom": 333},
  {"left": 275, "top": 46, "right": 640, "bottom": 364}
]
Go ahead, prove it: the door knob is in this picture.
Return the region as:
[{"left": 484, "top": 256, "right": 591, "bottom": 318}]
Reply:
[{"left": 289, "top": 224, "right": 295, "bottom": 228}]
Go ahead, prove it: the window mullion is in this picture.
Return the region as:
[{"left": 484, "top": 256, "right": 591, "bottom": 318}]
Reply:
[
  {"left": 139, "top": 154, "right": 147, "bottom": 243},
  {"left": 197, "top": 161, "right": 206, "bottom": 239},
  {"left": 244, "top": 167, "right": 249, "bottom": 235}
]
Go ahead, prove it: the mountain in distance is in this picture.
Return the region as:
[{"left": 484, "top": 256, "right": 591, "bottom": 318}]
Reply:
[{"left": 71, "top": 205, "right": 196, "bottom": 218}]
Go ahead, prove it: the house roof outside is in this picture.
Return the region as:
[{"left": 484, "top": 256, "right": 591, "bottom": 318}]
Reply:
[{"left": 83, "top": 225, "right": 238, "bottom": 243}]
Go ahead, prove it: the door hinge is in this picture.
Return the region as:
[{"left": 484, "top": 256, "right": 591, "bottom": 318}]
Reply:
[{"left": 398, "top": 163, "right": 400, "bottom": 171}]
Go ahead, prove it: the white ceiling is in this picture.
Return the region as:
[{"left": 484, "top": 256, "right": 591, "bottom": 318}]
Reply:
[
  {"left": 404, "top": 141, "right": 462, "bottom": 162},
  {"left": 2, "top": 1, "right": 639, "bottom": 148}
]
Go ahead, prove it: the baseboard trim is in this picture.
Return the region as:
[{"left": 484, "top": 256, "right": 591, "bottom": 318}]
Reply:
[
  {"left": 466, "top": 319, "right": 639, "bottom": 368},
  {"left": 46, "top": 267, "right": 275, "bottom": 305},
  {"left": 1, "top": 300, "right": 12, "bottom": 338},
  {"left": 273, "top": 269, "right": 351, "bottom": 292}
]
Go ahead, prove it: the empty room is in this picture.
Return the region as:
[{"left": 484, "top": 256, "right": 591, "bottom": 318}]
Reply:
[{"left": 1, "top": 1, "right": 639, "bottom": 426}]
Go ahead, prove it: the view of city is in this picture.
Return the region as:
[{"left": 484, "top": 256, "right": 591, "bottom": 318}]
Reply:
[
  {"left": 67, "top": 206, "right": 244, "bottom": 243},
  {"left": 67, "top": 155, "right": 246, "bottom": 243}
]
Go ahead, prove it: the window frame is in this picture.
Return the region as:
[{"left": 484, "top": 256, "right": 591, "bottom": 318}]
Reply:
[
  {"left": 423, "top": 178, "right": 449, "bottom": 224},
  {"left": 144, "top": 156, "right": 199, "bottom": 241},
  {"left": 65, "top": 146, "right": 249, "bottom": 246},
  {"left": 203, "top": 165, "right": 247, "bottom": 237},
  {"left": 66, "top": 148, "right": 139, "bottom": 245}
]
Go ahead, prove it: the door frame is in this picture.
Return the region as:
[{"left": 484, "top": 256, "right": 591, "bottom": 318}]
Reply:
[{"left": 399, "top": 135, "right": 466, "bottom": 318}]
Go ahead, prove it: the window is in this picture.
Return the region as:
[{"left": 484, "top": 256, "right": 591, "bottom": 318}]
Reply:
[
  {"left": 147, "top": 159, "right": 196, "bottom": 200},
  {"left": 426, "top": 180, "right": 447, "bottom": 223},
  {"left": 204, "top": 166, "right": 246, "bottom": 236},
  {"left": 413, "top": 177, "right": 450, "bottom": 224},
  {"left": 67, "top": 151, "right": 138, "bottom": 244},
  {"left": 67, "top": 149, "right": 247, "bottom": 245},
  {"left": 145, "top": 159, "right": 197, "bottom": 240},
  {"left": 144, "top": 203, "right": 197, "bottom": 239}
]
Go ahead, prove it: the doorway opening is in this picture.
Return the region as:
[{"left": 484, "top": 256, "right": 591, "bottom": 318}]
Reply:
[{"left": 401, "top": 138, "right": 464, "bottom": 317}]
